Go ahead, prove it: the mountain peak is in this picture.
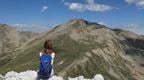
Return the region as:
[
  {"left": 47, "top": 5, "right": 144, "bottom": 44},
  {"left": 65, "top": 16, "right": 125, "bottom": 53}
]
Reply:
[
  {"left": 69, "top": 19, "right": 88, "bottom": 23},
  {"left": 67, "top": 19, "right": 98, "bottom": 26},
  {"left": 52, "top": 19, "right": 108, "bottom": 34},
  {"left": 59, "top": 19, "right": 104, "bottom": 30}
]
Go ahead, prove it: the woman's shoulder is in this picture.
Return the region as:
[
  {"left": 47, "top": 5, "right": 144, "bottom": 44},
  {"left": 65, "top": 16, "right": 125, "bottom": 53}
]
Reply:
[
  {"left": 51, "top": 52, "right": 55, "bottom": 58},
  {"left": 39, "top": 51, "right": 55, "bottom": 56},
  {"left": 51, "top": 52, "right": 55, "bottom": 55},
  {"left": 39, "top": 52, "right": 44, "bottom": 56}
]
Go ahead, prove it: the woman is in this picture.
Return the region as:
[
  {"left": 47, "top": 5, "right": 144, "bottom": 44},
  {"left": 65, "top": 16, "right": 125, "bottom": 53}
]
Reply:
[{"left": 37, "top": 40, "right": 55, "bottom": 80}]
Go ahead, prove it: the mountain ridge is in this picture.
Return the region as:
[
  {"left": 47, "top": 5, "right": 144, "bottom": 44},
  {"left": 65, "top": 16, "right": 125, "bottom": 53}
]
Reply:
[
  {"left": 0, "top": 24, "right": 40, "bottom": 70},
  {"left": 0, "top": 19, "right": 144, "bottom": 80}
]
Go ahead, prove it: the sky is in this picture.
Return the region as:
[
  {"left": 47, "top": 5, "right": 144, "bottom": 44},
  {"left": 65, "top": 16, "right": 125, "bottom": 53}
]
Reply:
[{"left": 0, "top": 0, "right": 144, "bottom": 34}]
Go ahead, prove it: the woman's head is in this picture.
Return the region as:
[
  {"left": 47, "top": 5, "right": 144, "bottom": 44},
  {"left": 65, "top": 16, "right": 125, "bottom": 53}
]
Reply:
[{"left": 44, "top": 40, "right": 53, "bottom": 53}]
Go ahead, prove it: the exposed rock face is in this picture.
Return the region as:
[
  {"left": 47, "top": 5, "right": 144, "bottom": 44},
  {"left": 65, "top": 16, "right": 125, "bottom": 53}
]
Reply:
[{"left": 0, "top": 19, "right": 144, "bottom": 80}]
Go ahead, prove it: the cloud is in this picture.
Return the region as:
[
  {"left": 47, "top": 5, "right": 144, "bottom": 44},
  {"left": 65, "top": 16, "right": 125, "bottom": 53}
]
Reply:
[
  {"left": 122, "top": 24, "right": 144, "bottom": 35},
  {"left": 64, "top": 2, "right": 84, "bottom": 12},
  {"left": 98, "top": 22, "right": 106, "bottom": 25},
  {"left": 125, "top": 0, "right": 144, "bottom": 9},
  {"left": 64, "top": 0, "right": 116, "bottom": 12},
  {"left": 11, "top": 24, "right": 50, "bottom": 33},
  {"left": 41, "top": 6, "right": 48, "bottom": 12},
  {"left": 11, "top": 24, "right": 28, "bottom": 28}
]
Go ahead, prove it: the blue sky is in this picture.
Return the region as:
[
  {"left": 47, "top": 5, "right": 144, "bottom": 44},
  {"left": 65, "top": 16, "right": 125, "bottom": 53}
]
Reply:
[{"left": 0, "top": 0, "right": 144, "bottom": 34}]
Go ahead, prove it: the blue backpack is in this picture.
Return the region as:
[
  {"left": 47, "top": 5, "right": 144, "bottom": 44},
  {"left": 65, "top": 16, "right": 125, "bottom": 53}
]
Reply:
[{"left": 38, "top": 53, "right": 52, "bottom": 79}]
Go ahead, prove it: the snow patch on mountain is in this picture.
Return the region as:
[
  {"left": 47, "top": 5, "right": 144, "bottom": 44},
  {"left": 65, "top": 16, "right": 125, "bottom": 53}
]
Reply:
[{"left": 0, "top": 70, "right": 104, "bottom": 80}]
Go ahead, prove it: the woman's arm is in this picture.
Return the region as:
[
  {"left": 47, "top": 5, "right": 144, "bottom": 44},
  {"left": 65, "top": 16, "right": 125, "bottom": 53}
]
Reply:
[
  {"left": 51, "top": 52, "right": 55, "bottom": 59},
  {"left": 51, "top": 52, "right": 55, "bottom": 65}
]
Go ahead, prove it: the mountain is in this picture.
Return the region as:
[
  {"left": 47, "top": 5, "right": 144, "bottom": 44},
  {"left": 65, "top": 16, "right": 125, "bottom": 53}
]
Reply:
[
  {"left": 0, "top": 19, "right": 144, "bottom": 80},
  {"left": 0, "top": 24, "right": 40, "bottom": 69}
]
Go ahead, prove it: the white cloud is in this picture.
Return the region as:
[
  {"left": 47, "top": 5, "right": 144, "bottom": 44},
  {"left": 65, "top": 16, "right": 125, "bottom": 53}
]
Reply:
[
  {"left": 125, "top": 0, "right": 137, "bottom": 4},
  {"left": 122, "top": 24, "right": 144, "bottom": 35},
  {"left": 86, "top": 0, "right": 95, "bottom": 4},
  {"left": 97, "top": 21, "right": 112, "bottom": 28},
  {"left": 98, "top": 22, "right": 107, "bottom": 25},
  {"left": 125, "top": 0, "right": 144, "bottom": 9},
  {"left": 12, "top": 24, "right": 30, "bottom": 27},
  {"left": 65, "top": 2, "right": 85, "bottom": 12},
  {"left": 64, "top": 0, "right": 116, "bottom": 12},
  {"left": 11, "top": 24, "right": 50, "bottom": 33},
  {"left": 41, "top": 6, "right": 48, "bottom": 12}
]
